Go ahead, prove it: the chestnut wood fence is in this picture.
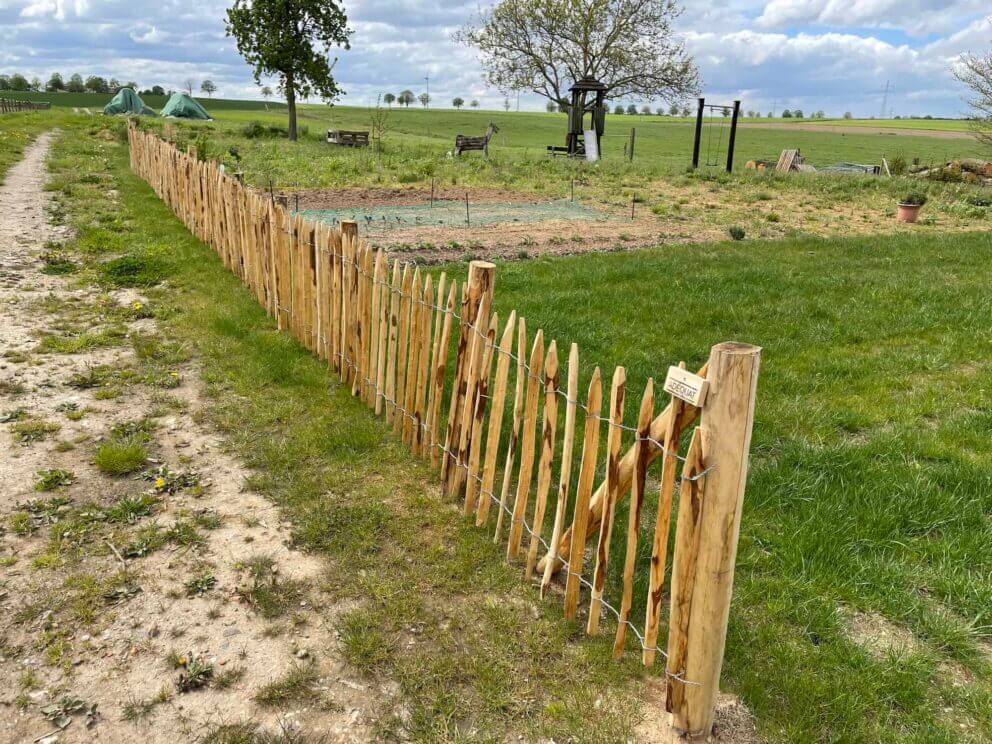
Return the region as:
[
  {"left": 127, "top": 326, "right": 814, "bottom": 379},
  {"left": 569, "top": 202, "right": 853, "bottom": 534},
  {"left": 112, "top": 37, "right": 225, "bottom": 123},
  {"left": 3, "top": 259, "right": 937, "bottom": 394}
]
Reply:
[
  {"left": 127, "top": 122, "right": 761, "bottom": 739},
  {"left": 0, "top": 98, "right": 51, "bottom": 113}
]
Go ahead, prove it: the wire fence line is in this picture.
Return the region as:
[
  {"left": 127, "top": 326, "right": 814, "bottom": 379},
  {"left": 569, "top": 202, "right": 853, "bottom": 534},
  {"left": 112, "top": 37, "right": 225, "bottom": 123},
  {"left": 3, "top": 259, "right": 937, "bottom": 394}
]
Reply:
[{"left": 127, "top": 122, "right": 762, "bottom": 739}]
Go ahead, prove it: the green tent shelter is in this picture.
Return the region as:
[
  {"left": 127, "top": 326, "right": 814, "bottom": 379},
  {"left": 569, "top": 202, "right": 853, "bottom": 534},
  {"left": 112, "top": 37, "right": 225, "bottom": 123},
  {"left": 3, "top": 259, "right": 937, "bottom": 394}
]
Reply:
[
  {"left": 103, "top": 87, "right": 156, "bottom": 116},
  {"left": 160, "top": 92, "right": 212, "bottom": 120}
]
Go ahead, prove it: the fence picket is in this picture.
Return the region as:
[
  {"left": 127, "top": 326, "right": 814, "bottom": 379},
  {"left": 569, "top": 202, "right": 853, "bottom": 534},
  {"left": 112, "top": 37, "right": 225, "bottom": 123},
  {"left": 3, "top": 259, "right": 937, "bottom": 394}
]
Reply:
[
  {"left": 494, "top": 317, "right": 527, "bottom": 544},
  {"left": 476, "top": 311, "right": 516, "bottom": 527},
  {"left": 507, "top": 329, "right": 544, "bottom": 560},
  {"left": 541, "top": 343, "right": 579, "bottom": 598},
  {"left": 588, "top": 366, "right": 626, "bottom": 634},
  {"left": 614, "top": 379, "right": 654, "bottom": 658},
  {"left": 563, "top": 368, "right": 602, "bottom": 619},
  {"left": 525, "top": 340, "right": 559, "bottom": 580}
]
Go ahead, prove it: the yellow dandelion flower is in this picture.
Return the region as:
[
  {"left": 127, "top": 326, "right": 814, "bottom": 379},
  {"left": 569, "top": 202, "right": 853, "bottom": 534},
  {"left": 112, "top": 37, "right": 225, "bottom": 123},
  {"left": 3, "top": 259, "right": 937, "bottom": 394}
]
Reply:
[{"left": 155, "top": 477, "right": 166, "bottom": 489}]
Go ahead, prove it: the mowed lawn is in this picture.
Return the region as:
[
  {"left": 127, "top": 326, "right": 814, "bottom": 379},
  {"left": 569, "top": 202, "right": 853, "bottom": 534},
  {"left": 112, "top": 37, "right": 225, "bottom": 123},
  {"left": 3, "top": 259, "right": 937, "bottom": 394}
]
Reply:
[{"left": 472, "top": 231, "right": 992, "bottom": 741}]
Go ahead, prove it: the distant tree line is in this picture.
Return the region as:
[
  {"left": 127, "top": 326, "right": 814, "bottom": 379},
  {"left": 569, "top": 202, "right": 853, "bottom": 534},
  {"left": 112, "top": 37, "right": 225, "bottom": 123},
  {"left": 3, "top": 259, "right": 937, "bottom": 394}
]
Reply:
[{"left": 0, "top": 72, "right": 220, "bottom": 98}]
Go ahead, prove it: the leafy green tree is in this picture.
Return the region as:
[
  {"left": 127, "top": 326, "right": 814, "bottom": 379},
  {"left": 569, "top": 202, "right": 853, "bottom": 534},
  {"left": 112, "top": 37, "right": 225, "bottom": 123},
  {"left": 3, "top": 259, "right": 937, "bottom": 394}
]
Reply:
[
  {"left": 843, "top": 111, "right": 853, "bottom": 119},
  {"left": 45, "top": 73, "right": 65, "bottom": 92},
  {"left": 261, "top": 85, "right": 273, "bottom": 100},
  {"left": 452, "top": 96, "right": 464, "bottom": 108},
  {"left": 781, "top": 109, "right": 792, "bottom": 118},
  {"left": 549, "top": 101, "right": 560, "bottom": 113},
  {"left": 470, "top": 99, "right": 479, "bottom": 108},
  {"left": 9, "top": 73, "right": 30, "bottom": 91},
  {"left": 151, "top": 85, "right": 166, "bottom": 96},
  {"left": 226, "top": 0, "right": 352, "bottom": 141},
  {"left": 459, "top": 0, "right": 698, "bottom": 111},
  {"left": 626, "top": 104, "right": 637, "bottom": 115},
  {"left": 419, "top": 92, "right": 430, "bottom": 107},
  {"left": 613, "top": 104, "right": 624, "bottom": 115},
  {"left": 109, "top": 78, "right": 121, "bottom": 91},
  {"left": 383, "top": 92, "right": 395, "bottom": 106},
  {"left": 640, "top": 105, "right": 651, "bottom": 114},
  {"left": 0, "top": 75, "right": 9, "bottom": 91},
  {"left": 793, "top": 109, "right": 804, "bottom": 118},
  {"left": 669, "top": 103, "right": 679, "bottom": 116},
  {"left": 398, "top": 90, "right": 415, "bottom": 107},
  {"left": 30, "top": 77, "right": 42, "bottom": 92},
  {"left": 201, "top": 79, "right": 217, "bottom": 97},
  {"left": 84, "top": 75, "right": 107, "bottom": 93},
  {"left": 67, "top": 74, "right": 85, "bottom": 93}
]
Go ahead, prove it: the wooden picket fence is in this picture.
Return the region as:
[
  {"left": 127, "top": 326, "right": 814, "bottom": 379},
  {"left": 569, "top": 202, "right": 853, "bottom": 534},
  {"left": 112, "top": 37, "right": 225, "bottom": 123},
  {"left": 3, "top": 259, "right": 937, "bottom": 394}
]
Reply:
[
  {"left": 0, "top": 98, "right": 51, "bottom": 113},
  {"left": 127, "top": 121, "right": 761, "bottom": 739}
]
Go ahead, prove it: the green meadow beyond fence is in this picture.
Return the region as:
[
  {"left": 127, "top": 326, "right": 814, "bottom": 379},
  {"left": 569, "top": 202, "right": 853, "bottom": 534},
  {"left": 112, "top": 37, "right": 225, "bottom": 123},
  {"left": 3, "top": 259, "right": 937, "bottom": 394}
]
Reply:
[{"left": 127, "top": 120, "right": 761, "bottom": 738}]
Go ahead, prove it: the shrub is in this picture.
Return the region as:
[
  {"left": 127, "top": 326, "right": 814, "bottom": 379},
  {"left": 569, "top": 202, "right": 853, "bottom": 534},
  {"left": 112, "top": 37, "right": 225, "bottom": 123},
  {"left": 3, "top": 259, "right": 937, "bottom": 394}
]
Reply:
[
  {"left": 728, "top": 225, "right": 746, "bottom": 241},
  {"left": 901, "top": 192, "right": 928, "bottom": 207}
]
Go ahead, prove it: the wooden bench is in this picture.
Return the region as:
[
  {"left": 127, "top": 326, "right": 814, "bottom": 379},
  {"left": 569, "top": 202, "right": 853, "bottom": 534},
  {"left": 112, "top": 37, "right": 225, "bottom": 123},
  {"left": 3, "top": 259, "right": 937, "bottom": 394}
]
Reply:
[
  {"left": 454, "top": 123, "right": 498, "bottom": 156},
  {"left": 326, "top": 129, "right": 370, "bottom": 148}
]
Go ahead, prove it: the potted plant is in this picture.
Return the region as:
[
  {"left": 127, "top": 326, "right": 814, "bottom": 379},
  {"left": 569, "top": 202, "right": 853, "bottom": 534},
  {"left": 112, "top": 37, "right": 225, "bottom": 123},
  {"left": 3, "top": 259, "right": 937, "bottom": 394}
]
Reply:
[{"left": 897, "top": 192, "right": 928, "bottom": 223}]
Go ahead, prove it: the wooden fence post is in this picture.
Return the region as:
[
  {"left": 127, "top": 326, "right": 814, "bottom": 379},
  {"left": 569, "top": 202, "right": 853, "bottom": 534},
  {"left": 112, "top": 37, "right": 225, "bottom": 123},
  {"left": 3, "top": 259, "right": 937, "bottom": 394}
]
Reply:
[
  {"left": 666, "top": 342, "right": 760, "bottom": 739},
  {"left": 441, "top": 260, "right": 495, "bottom": 498}
]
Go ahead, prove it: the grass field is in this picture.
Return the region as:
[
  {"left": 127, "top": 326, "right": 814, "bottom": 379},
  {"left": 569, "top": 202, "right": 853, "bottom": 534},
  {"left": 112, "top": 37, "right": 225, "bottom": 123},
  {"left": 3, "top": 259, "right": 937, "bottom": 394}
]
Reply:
[{"left": 6, "top": 105, "right": 992, "bottom": 740}]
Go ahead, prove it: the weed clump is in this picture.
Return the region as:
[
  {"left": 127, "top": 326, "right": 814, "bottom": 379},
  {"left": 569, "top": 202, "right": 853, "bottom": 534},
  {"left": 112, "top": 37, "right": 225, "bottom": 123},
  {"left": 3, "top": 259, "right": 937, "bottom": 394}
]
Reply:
[
  {"left": 728, "top": 225, "right": 746, "bottom": 241},
  {"left": 101, "top": 254, "right": 165, "bottom": 288},
  {"left": 34, "top": 469, "right": 74, "bottom": 491}
]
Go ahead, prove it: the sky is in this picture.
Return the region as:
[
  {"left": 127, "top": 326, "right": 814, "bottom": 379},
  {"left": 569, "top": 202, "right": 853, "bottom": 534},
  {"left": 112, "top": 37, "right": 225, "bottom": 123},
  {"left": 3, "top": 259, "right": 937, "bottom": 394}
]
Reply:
[{"left": 0, "top": 0, "right": 989, "bottom": 117}]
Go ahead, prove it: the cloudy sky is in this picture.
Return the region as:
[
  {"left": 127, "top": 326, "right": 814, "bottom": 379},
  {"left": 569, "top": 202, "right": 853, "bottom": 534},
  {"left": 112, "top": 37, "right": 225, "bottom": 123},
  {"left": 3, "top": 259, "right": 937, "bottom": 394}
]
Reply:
[{"left": 1, "top": 0, "right": 989, "bottom": 117}]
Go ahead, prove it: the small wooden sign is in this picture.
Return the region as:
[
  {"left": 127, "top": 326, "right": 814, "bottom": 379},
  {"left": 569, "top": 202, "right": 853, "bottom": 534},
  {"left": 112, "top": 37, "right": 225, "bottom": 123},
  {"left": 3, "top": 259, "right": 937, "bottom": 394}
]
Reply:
[{"left": 664, "top": 366, "right": 708, "bottom": 407}]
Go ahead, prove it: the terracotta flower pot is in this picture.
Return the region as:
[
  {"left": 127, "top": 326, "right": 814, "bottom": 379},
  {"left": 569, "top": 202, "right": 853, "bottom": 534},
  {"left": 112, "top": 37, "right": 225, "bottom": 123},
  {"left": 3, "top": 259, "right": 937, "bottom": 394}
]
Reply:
[{"left": 897, "top": 203, "right": 923, "bottom": 223}]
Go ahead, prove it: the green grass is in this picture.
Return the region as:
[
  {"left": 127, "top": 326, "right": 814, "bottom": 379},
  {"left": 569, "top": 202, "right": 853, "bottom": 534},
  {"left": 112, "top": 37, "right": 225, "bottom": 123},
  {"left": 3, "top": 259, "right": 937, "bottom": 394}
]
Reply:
[
  {"left": 0, "top": 111, "right": 54, "bottom": 183},
  {"left": 34, "top": 110, "right": 992, "bottom": 741}
]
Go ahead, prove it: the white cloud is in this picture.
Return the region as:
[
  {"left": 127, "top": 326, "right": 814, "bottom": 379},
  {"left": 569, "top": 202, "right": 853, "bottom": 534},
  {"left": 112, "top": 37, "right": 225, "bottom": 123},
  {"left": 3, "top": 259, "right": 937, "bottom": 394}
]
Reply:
[
  {"left": 757, "top": 0, "right": 988, "bottom": 36},
  {"left": 19, "top": 0, "right": 88, "bottom": 21}
]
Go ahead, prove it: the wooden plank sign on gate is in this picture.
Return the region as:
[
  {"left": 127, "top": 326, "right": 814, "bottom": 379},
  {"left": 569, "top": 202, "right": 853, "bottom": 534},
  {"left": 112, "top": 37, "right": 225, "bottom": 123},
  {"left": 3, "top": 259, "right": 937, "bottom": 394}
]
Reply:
[{"left": 664, "top": 366, "right": 709, "bottom": 408}]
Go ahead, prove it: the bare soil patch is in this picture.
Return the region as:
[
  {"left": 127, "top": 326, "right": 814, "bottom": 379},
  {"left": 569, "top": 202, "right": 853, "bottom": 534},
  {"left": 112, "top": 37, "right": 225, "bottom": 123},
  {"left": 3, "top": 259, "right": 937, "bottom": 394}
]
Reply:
[
  {"left": 286, "top": 174, "right": 991, "bottom": 264},
  {"left": 738, "top": 122, "right": 974, "bottom": 140},
  {"left": 293, "top": 184, "right": 538, "bottom": 210}
]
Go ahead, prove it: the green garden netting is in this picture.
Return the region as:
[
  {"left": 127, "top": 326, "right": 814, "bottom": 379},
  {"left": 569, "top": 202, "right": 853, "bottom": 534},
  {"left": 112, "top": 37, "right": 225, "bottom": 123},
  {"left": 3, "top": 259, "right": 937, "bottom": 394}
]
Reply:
[
  {"left": 297, "top": 199, "right": 605, "bottom": 233},
  {"left": 160, "top": 92, "right": 212, "bottom": 120},
  {"left": 103, "top": 88, "right": 156, "bottom": 116}
]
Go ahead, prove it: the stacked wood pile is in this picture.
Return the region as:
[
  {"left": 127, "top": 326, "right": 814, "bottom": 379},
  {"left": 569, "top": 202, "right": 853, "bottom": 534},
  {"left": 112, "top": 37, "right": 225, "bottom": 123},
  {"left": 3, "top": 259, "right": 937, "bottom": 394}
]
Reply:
[
  {"left": 745, "top": 149, "right": 816, "bottom": 173},
  {"left": 126, "top": 121, "right": 762, "bottom": 740},
  {"left": 912, "top": 159, "right": 992, "bottom": 185}
]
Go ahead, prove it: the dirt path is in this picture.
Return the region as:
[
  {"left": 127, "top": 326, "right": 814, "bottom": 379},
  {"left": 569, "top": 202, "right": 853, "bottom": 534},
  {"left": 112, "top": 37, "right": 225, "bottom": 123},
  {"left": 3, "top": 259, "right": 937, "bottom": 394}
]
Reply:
[
  {"left": 737, "top": 122, "right": 974, "bottom": 139},
  {"left": 0, "top": 136, "right": 376, "bottom": 741}
]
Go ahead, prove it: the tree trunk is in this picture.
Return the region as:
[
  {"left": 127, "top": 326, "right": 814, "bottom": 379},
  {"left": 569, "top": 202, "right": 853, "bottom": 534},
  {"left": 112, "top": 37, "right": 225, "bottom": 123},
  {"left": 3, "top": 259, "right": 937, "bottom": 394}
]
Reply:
[{"left": 286, "top": 73, "right": 298, "bottom": 142}]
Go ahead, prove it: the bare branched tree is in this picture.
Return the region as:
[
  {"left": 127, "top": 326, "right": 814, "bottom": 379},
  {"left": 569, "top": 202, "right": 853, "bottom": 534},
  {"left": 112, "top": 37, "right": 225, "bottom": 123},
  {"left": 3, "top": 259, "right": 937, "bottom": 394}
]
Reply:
[
  {"left": 457, "top": 0, "right": 698, "bottom": 108},
  {"left": 955, "top": 44, "right": 992, "bottom": 148}
]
